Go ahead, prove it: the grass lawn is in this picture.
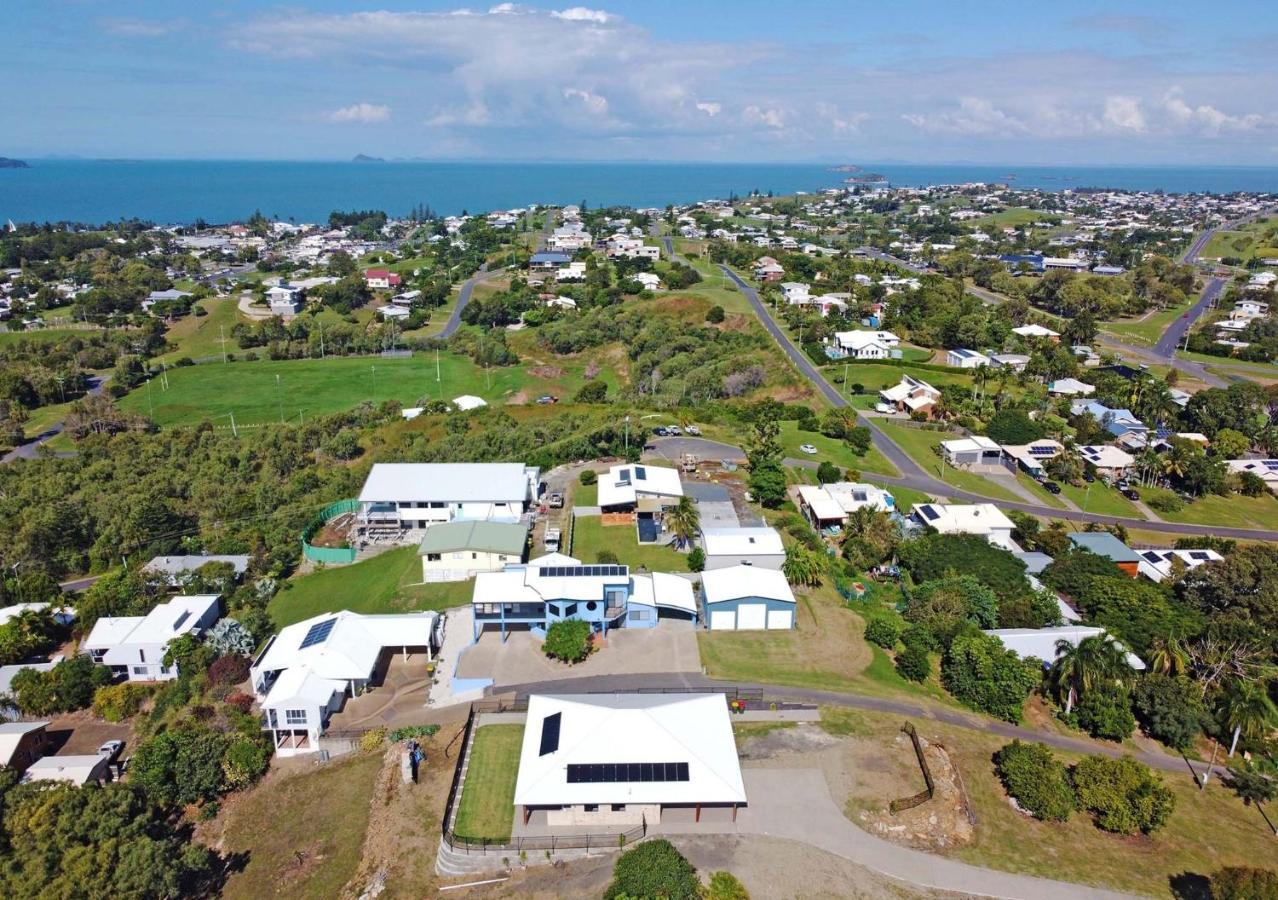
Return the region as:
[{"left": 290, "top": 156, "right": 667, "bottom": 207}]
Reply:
[
  {"left": 453, "top": 724, "right": 524, "bottom": 841},
  {"left": 967, "top": 207, "right": 1052, "bottom": 229},
  {"left": 117, "top": 352, "right": 619, "bottom": 427},
  {"left": 1102, "top": 298, "right": 1195, "bottom": 346},
  {"left": 1200, "top": 218, "right": 1278, "bottom": 262},
  {"left": 570, "top": 514, "right": 689, "bottom": 571},
  {"left": 824, "top": 362, "right": 975, "bottom": 394},
  {"left": 221, "top": 750, "right": 382, "bottom": 900},
  {"left": 777, "top": 420, "right": 898, "bottom": 477},
  {"left": 156, "top": 297, "right": 247, "bottom": 363},
  {"left": 0, "top": 327, "right": 94, "bottom": 347},
  {"left": 572, "top": 479, "right": 598, "bottom": 508},
  {"left": 873, "top": 423, "right": 1024, "bottom": 503},
  {"left": 269, "top": 546, "right": 474, "bottom": 627},
  {"left": 876, "top": 483, "right": 933, "bottom": 513},
  {"left": 1058, "top": 480, "right": 1143, "bottom": 518},
  {"left": 1015, "top": 471, "right": 1067, "bottom": 509},
  {"left": 1144, "top": 488, "right": 1278, "bottom": 531}
]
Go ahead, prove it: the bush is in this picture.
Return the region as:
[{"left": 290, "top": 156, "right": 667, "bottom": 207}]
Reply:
[
  {"left": 816, "top": 461, "right": 841, "bottom": 484},
  {"left": 706, "top": 305, "right": 726, "bottom": 324},
  {"left": 596, "top": 549, "right": 620, "bottom": 565},
  {"left": 986, "top": 409, "right": 1043, "bottom": 444},
  {"left": 687, "top": 547, "right": 706, "bottom": 573},
  {"left": 901, "top": 622, "right": 940, "bottom": 653},
  {"left": 389, "top": 724, "right": 440, "bottom": 742},
  {"left": 11, "top": 655, "right": 112, "bottom": 716},
  {"left": 706, "top": 870, "right": 750, "bottom": 900},
  {"left": 574, "top": 379, "right": 608, "bottom": 403},
  {"left": 207, "top": 654, "right": 251, "bottom": 687},
  {"left": 1132, "top": 674, "right": 1205, "bottom": 751},
  {"left": 895, "top": 643, "right": 931, "bottom": 682},
  {"left": 579, "top": 468, "right": 598, "bottom": 486},
  {"left": 993, "top": 740, "right": 1076, "bottom": 822},
  {"left": 543, "top": 619, "right": 593, "bottom": 664},
  {"left": 1074, "top": 684, "right": 1136, "bottom": 742},
  {"left": 360, "top": 727, "right": 388, "bottom": 753},
  {"left": 1211, "top": 867, "right": 1278, "bottom": 899},
  {"left": 92, "top": 683, "right": 153, "bottom": 722},
  {"left": 1072, "top": 755, "right": 1175, "bottom": 835},
  {"left": 941, "top": 630, "right": 1039, "bottom": 722},
  {"left": 864, "top": 616, "right": 903, "bottom": 649},
  {"left": 1148, "top": 492, "right": 1184, "bottom": 514},
  {"left": 604, "top": 839, "right": 700, "bottom": 900},
  {"left": 225, "top": 692, "right": 254, "bottom": 714},
  {"left": 221, "top": 736, "right": 270, "bottom": 790}
]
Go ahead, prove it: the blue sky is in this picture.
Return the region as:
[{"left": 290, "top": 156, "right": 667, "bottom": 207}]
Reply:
[{"left": 4, "top": 0, "right": 1277, "bottom": 164}]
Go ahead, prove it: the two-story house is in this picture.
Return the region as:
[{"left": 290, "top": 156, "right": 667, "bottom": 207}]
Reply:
[{"left": 83, "top": 595, "right": 221, "bottom": 682}]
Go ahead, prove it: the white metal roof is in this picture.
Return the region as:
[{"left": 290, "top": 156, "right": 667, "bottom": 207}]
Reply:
[
  {"left": 357, "top": 463, "right": 534, "bottom": 504},
  {"left": 0, "top": 721, "right": 48, "bottom": 767},
  {"left": 1012, "top": 324, "right": 1060, "bottom": 337},
  {"left": 261, "top": 667, "right": 347, "bottom": 710},
  {"left": 1047, "top": 378, "right": 1094, "bottom": 395},
  {"left": 985, "top": 626, "right": 1145, "bottom": 670},
  {"left": 116, "top": 595, "right": 219, "bottom": 646},
  {"left": 22, "top": 754, "right": 110, "bottom": 785},
  {"left": 913, "top": 503, "right": 1015, "bottom": 536},
  {"left": 252, "top": 610, "right": 437, "bottom": 685},
  {"left": 796, "top": 485, "right": 846, "bottom": 521},
  {"left": 701, "top": 527, "right": 785, "bottom": 558},
  {"left": 82, "top": 615, "right": 146, "bottom": 651},
  {"left": 143, "top": 555, "right": 250, "bottom": 577},
  {"left": 941, "top": 436, "right": 1001, "bottom": 453},
  {"left": 453, "top": 395, "right": 487, "bottom": 410},
  {"left": 513, "top": 693, "right": 747, "bottom": 807},
  {"left": 630, "top": 572, "right": 698, "bottom": 614},
  {"left": 597, "top": 463, "right": 683, "bottom": 508},
  {"left": 701, "top": 565, "right": 796, "bottom": 606}
]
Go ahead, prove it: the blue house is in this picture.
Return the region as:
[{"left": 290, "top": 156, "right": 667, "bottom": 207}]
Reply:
[
  {"left": 999, "top": 253, "right": 1045, "bottom": 273},
  {"left": 1069, "top": 400, "right": 1148, "bottom": 439},
  {"left": 530, "top": 251, "right": 573, "bottom": 271},
  {"left": 470, "top": 554, "right": 697, "bottom": 641},
  {"left": 701, "top": 565, "right": 797, "bottom": 631}
]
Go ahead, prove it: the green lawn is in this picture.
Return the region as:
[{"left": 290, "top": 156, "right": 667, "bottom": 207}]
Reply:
[
  {"left": 876, "top": 483, "right": 933, "bottom": 513},
  {"left": 572, "top": 479, "right": 598, "bottom": 508},
  {"left": 1200, "top": 219, "right": 1278, "bottom": 262},
  {"left": 0, "top": 327, "right": 94, "bottom": 347},
  {"left": 156, "top": 296, "right": 246, "bottom": 363},
  {"left": 1141, "top": 487, "right": 1278, "bottom": 531},
  {"left": 453, "top": 725, "right": 524, "bottom": 841},
  {"left": 269, "top": 546, "right": 474, "bottom": 627},
  {"left": 570, "top": 514, "right": 689, "bottom": 571},
  {"left": 777, "top": 420, "right": 899, "bottom": 477},
  {"left": 967, "top": 207, "right": 1052, "bottom": 229},
  {"left": 1102, "top": 298, "right": 1195, "bottom": 346},
  {"left": 873, "top": 423, "right": 1024, "bottom": 503},
  {"left": 825, "top": 362, "right": 975, "bottom": 393},
  {"left": 1015, "top": 471, "right": 1067, "bottom": 508},
  {"left": 117, "top": 352, "right": 619, "bottom": 427},
  {"left": 1057, "top": 480, "right": 1143, "bottom": 518}
]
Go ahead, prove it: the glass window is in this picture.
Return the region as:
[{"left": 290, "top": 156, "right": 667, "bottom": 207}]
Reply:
[
  {"left": 132, "top": 666, "right": 147, "bottom": 675},
  {"left": 611, "top": 804, "right": 626, "bottom": 812},
  {"left": 427, "top": 553, "right": 441, "bottom": 561},
  {"left": 564, "top": 603, "right": 578, "bottom": 617},
  {"left": 284, "top": 709, "right": 307, "bottom": 725},
  {"left": 583, "top": 804, "right": 598, "bottom": 812}
]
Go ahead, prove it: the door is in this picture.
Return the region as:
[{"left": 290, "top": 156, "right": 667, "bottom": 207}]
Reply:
[
  {"left": 736, "top": 604, "right": 767, "bottom": 630},
  {"left": 709, "top": 610, "right": 736, "bottom": 630},
  {"left": 766, "top": 608, "right": 794, "bottom": 630}
]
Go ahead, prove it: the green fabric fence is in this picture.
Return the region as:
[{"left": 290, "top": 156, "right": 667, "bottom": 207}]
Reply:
[{"left": 302, "top": 499, "right": 359, "bottom": 564}]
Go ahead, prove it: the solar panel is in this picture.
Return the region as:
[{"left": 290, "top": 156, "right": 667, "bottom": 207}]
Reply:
[
  {"left": 539, "top": 712, "right": 562, "bottom": 756},
  {"left": 920, "top": 505, "right": 939, "bottom": 521},
  {"left": 634, "top": 466, "right": 647, "bottom": 480},
  {"left": 1190, "top": 551, "right": 1210, "bottom": 561},
  {"left": 1029, "top": 446, "right": 1056, "bottom": 456},
  {"left": 537, "top": 565, "right": 627, "bottom": 578},
  {"left": 1141, "top": 551, "right": 1161, "bottom": 563},
  {"left": 299, "top": 617, "right": 337, "bottom": 649},
  {"left": 566, "top": 762, "right": 690, "bottom": 784}
]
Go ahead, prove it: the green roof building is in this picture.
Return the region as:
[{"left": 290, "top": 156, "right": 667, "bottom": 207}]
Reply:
[{"left": 417, "top": 521, "right": 529, "bottom": 582}]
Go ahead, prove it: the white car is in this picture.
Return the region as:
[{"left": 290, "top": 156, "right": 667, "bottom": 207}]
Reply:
[
  {"left": 874, "top": 402, "right": 895, "bottom": 414},
  {"left": 684, "top": 425, "right": 701, "bottom": 436},
  {"left": 98, "top": 740, "right": 124, "bottom": 762},
  {"left": 799, "top": 444, "right": 818, "bottom": 455}
]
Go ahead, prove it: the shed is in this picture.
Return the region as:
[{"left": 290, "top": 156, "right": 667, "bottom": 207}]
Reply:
[{"left": 701, "top": 565, "right": 796, "bottom": 630}]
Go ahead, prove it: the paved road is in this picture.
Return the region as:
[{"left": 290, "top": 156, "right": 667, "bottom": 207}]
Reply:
[
  {"left": 1154, "top": 276, "right": 1225, "bottom": 358},
  {"left": 2, "top": 375, "right": 110, "bottom": 463}
]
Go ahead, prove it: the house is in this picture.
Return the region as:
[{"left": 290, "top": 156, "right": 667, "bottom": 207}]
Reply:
[
  {"left": 1048, "top": 378, "right": 1095, "bottom": 397},
  {"left": 879, "top": 374, "right": 940, "bottom": 417},
  {"left": 356, "top": 463, "right": 540, "bottom": 538},
  {"left": 700, "top": 527, "right": 785, "bottom": 571},
  {"left": 143, "top": 554, "right": 250, "bottom": 586},
  {"left": 631, "top": 271, "right": 661, "bottom": 291},
  {"left": 470, "top": 556, "right": 696, "bottom": 641},
  {"left": 83, "top": 595, "right": 221, "bottom": 682},
  {"left": 989, "top": 353, "right": 1030, "bottom": 372},
  {"left": 144, "top": 288, "right": 193, "bottom": 313},
  {"left": 364, "top": 269, "right": 402, "bottom": 290},
  {"left": 985, "top": 626, "right": 1144, "bottom": 670},
  {"left": 1077, "top": 445, "right": 1135, "bottom": 479},
  {"left": 701, "top": 566, "right": 797, "bottom": 630},
  {"left": 22, "top": 754, "right": 112, "bottom": 786},
  {"left": 0, "top": 721, "right": 52, "bottom": 774},
  {"left": 453, "top": 395, "right": 487, "bottom": 411},
  {"left": 754, "top": 257, "right": 784, "bottom": 282},
  {"left": 1227, "top": 459, "right": 1278, "bottom": 493},
  {"left": 1001, "top": 440, "right": 1063, "bottom": 478},
  {"left": 946, "top": 348, "right": 990, "bottom": 369},
  {"left": 529, "top": 251, "right": 572, "bottom": 272},
  {"left": 1070, "top": 401, "right": 1147, "bottom": 439},
  {"left": 556, "top": 261, "right": 587, "bottom": 282},
  {"left": 911, "top": 503, "right": 1016, "bottom": 550},
  {"left": 796, "top": 482, "right": 895, "bottom": 530},
  {"left": 597, "top": 463, "right": 683, "bottom": 542},
  {"left": 780, "top": 282, "right": 811, "bottom": 305},
  {"left": 1136, "top": 548, "right": 1225, "bottom": 583},
  {"left": 0, "top": 602, "right": 74, "bottom": 628},
  {"left": 377, "top": 304, "right": 411, "bottom": 320},
  {"left": 940, "top": 436, "right": 1004, "bottom": 471},
  {"left": 513, "top": 693, "right": 747, "bottom": 829},
  {"left": 265, "top": 283, "right": 302, "bottom": 315},
  {"left": 1042, "top": 256, "right": 1089, "bottom": 271},
  {"left": 250, "top": 610, "right": 440, "bottom": 755},
  {"left": 1067, "top": 532, "right": 1141, "bottom": 577},
  {"left": 418, "top": 520, "right": 528, "bottom": 582},
  {"left": 1092, "top": 265, "right": 1126, "bottom": 276},
  {"left": 1012, "top": 323, "right": 1060, "bottom": 342},
  {"left": 833, "top": 330, "right": 900, "bottom": 360}
]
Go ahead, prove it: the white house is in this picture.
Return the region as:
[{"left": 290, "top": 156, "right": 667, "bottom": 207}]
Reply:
[
  {"left": 556, "top": 261, "right": 588, "bottom": 282},
  {"left": 265, "top": 284, "right": 302, "bottom": 315},
  {"left": 418, "top": 520, "right": 528, "bottom": 582},
  {"left": 250, "top": 610, "right": 440, "bottom": 755},
  {"left": 22, "top": 754, "right": 112, "bottom": 786},
  {"left": 985, "top": 626, "right": 1145, "bottom": 671},
  {"left": 453, "top": 395, "right": 488, "bottom": 411},
  {"left": 377, "top": 304, "right": 411, "bottom": 320},
  {"left": 1136, "top": 548, "right": 1225, "bottom": 583},
  {"left": 631, "top": 271, "right": 661, "bottom": 291},
  {"left": 834, "top": 330, "right": 900, "bottom": 360},
  {"left": 946, "top": 348, "right": 990, "bottom": 368},
  {"left": 796, "top": 482, "right": 895, "bottom": 530},
  {"left": 513, "top": 693, "right": 747, "bottom": 828},
  {"left": 879, "top": 374, "right": 940, "bottom": 416},
  {"left": 701, "top": 565, "right": 797, "bottom": 630},
  {"left": 1012, "top": 323, "right": 1060, "bottom": 341},
  {"left": 356, "top": 463, "right": 540, "bottom": 537},
  {"left": 1001, "top": 440, "right": 1063, "bottom": 478},
  {"left": 142, "top": 554, "right": 250, "bottom": 586},
  {"left": 597, "top": 463, "right": 683, "bottom": 511},
  {"left": 1077, "top": 445, "right": 1135, "bottom": 479},
  {"left": 911, "top": 503, "right": 1016, "bottom": 550},
  {"left": 780, "top": 282, "right": 811, "bottom": 305},
  {"left": 1048, "top": 378, "right": 1095, "bottom": 397},
  {"left": 83, "top": 595, "right": 221, "bottom": 682},
  {"left": 1227, "top": 459, "right": 1278, "bottom": 493},
  {"left": 700, "top": 527, "right": 786, "bottom": 571},
  {"left": 940, "top": 436, "right": 1004, "bottom": 470}
]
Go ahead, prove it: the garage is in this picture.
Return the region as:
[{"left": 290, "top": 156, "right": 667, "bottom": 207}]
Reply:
[
  {"left": 709, "top": 610, "right": 736, "bottom": 630},
  {"left": 736, "top": 604, "right": 767, "bottom": 630},
  {"left": 766, "top": 609, "right": 793, "bottom": 630}
]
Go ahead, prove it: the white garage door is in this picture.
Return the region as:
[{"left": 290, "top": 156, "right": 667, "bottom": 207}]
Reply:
[
  {"left": 766, "top": 608, "right": 793, "bottom": 630},
  {"left": 709, "top": 610, "right": 737, "bottom": 631},
  {"left": 736, "top": 604, "right": 767, "bottom": 630}
]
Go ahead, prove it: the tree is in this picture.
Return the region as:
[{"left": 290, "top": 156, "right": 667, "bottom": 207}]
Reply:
[
  {"left": 941, "top": 630, "right": 1039, "bottom": 722},
  {"left": 816, "top": 460, "right": 841, "bottom": 484},
  {"left": 993, "top": 740, "right": 1075, "bottom": 822},
  {"left": 705, "top": 305, "right": 726, "bottom": 324},
  {"left": 1145, "top": 635, "right": 1190, "bottom": 677},
  {"left": 903, "top": 575, "right": 999, "bottom": 648},
  {"left": 1218, "top": 678, "right": 1278, "bottom": 757},
  {"left": 1224, "top": 766, "right": 1277, "bottom": 835},
  {"left": 604, "top": 839, "right": 700, "bottom": 900},
  {"left": 985, "top": 408, "right": 1043, "bottom": 444},
  {"left": 1212, "top": 427, "right": 1251, "bottom": 461},
  {"left": 1210, "top": 867, "right": 1278, "bottom": 900},
  {"left": 1131, "top": 674, "right": 1206, "bottom": 751},
  {"left": 1072, "top": 754, "right": 1176, "bottom": 835},
  {"left": 864, "top": 616, "right": 904, "bottom": 649},
  {"left": 542, "top": 619, "right": 592, "bottom": 664},
  {"left": 705, "top": 870, "right": 750, "bottom": 900},
  {"left": 1178, "top": 545, "right": 1278, "bottom": 636},
  {"left": 666, "top": 496, "right": 701, "bottom": 550},
  {"left": 129, "top": 727, "right": 233, "bottom": 808},
  {"left": 573, "top": 379, "right": 607, "bottom": 403},
  {"left": 782, "top": 543, "right": 824, "bottom": 587},
  {"left": 899, "top": 534, "right": 1031, "bottom": 603},
  {"left": 745, "top": 410, "right": 787, "bottom": 508},
  {"left": 1049, "top": 634, "right": 1135, "bottom": 714},
  {"left": 895, "top": 642, "right": 931, "bottom": 682},
  {"left": 10, "top": 655, "right": 112, "bottom": 715},
  {"left": 1074, "top": 683, "right": 1136, "bottom": 742},
  {"left": 686, "top": 547, "right": 705, "bottom": 573}
]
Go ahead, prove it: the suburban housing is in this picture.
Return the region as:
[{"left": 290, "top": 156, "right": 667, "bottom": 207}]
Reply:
[
  {"left": 356, "top": 462, "right": 540, "bottom": 539},
  {"left": 796, "top": 482, "right": 895, "bottom": 530},
  {"left": 911, "top": 503, "right": 1016, "bottom": 550},
  {"left": 83, "top": 595, "right": 221, "bottom": 682},
  {"left": 417, "top": 520, "right": 529, "bottom": 582},
  {"left": 701, "top": 565, "right": 797, "bottom": 630}
]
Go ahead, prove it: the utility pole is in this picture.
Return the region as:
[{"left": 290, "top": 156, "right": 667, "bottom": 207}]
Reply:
[
  {"left": 146, "top": 378, "right": 154, "bottom": 417},
  {"left": 219, "top": 325, "right": 228, "bottom": 363},
  {"left": 843, "top": 361, "right": 849, "bottom": 398},
  {"left": 371, "top": 365, "right": 377, "bottom": 402},
  {"left": 436, "top": 348, "right": 441, "bottom": 383}
]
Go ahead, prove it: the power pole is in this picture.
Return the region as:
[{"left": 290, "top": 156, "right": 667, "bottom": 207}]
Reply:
[
  {"left": 371, "top": 365, "right": 377, "bottom": 402},
  {"left": 219, "top": 325, "right": 228, "bottom": 363}
]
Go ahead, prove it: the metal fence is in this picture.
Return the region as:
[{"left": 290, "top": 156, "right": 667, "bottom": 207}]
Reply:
[
  {"left": 301, "top": 498, "right": 359, "bottom": 564},
  {"left": 889, "top": 721, "right": 936, "bottom": 813}
]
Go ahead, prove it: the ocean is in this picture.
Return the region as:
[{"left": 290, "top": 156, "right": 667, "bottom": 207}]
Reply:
[{"left": 3, "top": 159, "right": 1278, "bottom": 225}]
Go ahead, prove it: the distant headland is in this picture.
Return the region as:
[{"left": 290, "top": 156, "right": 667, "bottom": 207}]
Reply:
[
  {"left": 0, "top": 157, "right": 30, "bottom": 169},
  {"left": 351, "top": 154, "right": 385, "bottom": 163}
]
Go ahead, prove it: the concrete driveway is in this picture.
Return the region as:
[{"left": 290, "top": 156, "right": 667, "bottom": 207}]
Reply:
[{"left": 457, "top": 620, "right": 701, "bottom": 688}]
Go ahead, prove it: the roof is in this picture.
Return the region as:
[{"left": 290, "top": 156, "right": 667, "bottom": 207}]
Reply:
[
  {"left": 83, "top": 615, "right": 143, "bottom": 650},
  {"left": 513, "top": 694, "right": 747, "bottom": 807},
  {"left": 357, "top": 463, "right": 532, "bottom": 504},
  {"left": 597, "top": 463, "right": 683, "bottom": 508},
  {"left": 1067, "top": 532, "right": 1141, "bottom": 564},
  {"left": 0, "top": 721, "right": 48, "bottom": 767},
  {"left": 453, "top": 395, "right": 487, "bottom": 410},
  {"left": 143, "top": 554, "right": 250, "bottom": 577},
  {"left": 1012, "top": 551, "right": 1054, "bottom": 574},
  {"left": 1048, "top": 378, "right": 1095, "bottom": 395},
  {"left": 701, "top": 527, "right": 785, "bottom": 558},
  {"left": 985, "top": 626, "right": 1145, "bottom": 670},
  {"left": 948, "top": 348, "right": 989, "bottom": 361},
  {"left": 472, "top": 561, "right": 631, "bottom": 606},
  {"left": 701, "top": 565, "right": 796, "bottom": 606},
  {"left": 1077, "top": 445, "right": 1135, "bottom": 469},
  {"left": 1012, "top": 324, "right": 1060, "bottom": 337},
  {"left": 530, "top": 251, "right": 571, "bottom": 263},
  {"left": 22, "top": 754, "right": 110, "bottom": 785},
  {"left": 418, "top": 520, "right": 528, "bottom": 556},
  {"left": 253, "top": 610, "right": 438, "bottom": 687},
  {"left": 941, "top": 436, "right": 1001, "bottom": 454},
  {"left": 115, "top": 595, "right": 219, "bottom": 647},
  {"left": 630, "top": 572, "right": 698, "bottom": 614},
  {"left": 913, "top": 503, "right": 1015, "bottom": 537}
]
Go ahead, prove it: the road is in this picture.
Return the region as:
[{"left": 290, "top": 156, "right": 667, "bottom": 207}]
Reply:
[{"left": 2, "top": 375, "right": 110, "bottom": 464}]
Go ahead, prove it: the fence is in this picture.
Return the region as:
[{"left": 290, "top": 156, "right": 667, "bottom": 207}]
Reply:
[
  {"left": 889, "top": 721, "right": 936, "bottom": 813},
  {"left": 301, "top": 498, "right": 359, "bottom": 564}
]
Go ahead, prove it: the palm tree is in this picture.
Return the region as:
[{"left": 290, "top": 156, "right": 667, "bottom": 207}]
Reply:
[
  {"left": 1219, "top": 679, "right": 1278, "bottom": 757},
  {"left": 1050, "top": 634, "right": 1134, "bottom": 713},
  {"left": 665, "top": 496, "right": 701, "bottom": 551},
  {"left": 1146, "top": 635, "right": 1190, "bottom": 677},
  {"left": 782, "top": 544, "right": 824, "bottom": 587}
]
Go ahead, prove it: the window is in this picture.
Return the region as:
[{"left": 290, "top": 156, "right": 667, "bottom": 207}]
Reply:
[
  {"left": 629, "top": 609, "right": 650, "bottom": 621},
  {"left": 563, "top": 603, "right": 578, "bottom": 617},
  {"left": 284, "top": 709, "right": 307, "bottom": 725},
  {"left": 427, "top": 553, "right": 442, "bottom": 562},
  {"left": 132, "top": 666, "right": 148, "bottom": 675},
  {"left": 160, "top": 666, "right": 171, "bottom": 676},
  {"left": 471, "top": 552, "right": 478, "bottom": 559},
  {"left": 611, "top": 804, "right": 626, "bottom": 812},
  {"left": 583, "top": 804, "right": 599, "bottom": 812},
  {"left": 138, "top": 649, "right": 146, "bottom": 662}
]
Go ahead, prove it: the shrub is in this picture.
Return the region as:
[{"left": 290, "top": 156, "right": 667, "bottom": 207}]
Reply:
[
  {"left": 604, "top": 839, "right": 700, "bottom": 900},
  {"left": 207, "top": 654, "right": 251, "bottom": 687},
  {"left": 221, "top": 736, "right": 271, "bottom": 790},
  {"left": 360, "top": 727, "right": 388, "bottom": 753},
  {"left": 574, "top": 379, "right": 608, "bottom": 403},
  {"left": 1211, "top": 867, "right": 1278, "bottom": 900},
  {"left": 389, "top": 724, "right": 440, "bottom": 742},
  {"left": 579, "top": 469, "right": 597, "bottom": 486},
  {"left": 1072, "top": 755, "right": 1175, "bottom": 835},
  {"left": 816, "top": 461, "right": 841, "bottom": 484},
  {"left": 993, "top": 740, "right": 1075, "bottom": 821},
  {"left": 706, "top": 870, "right": 750, "bottom": 900},
  {"left": 11, "top": 655, "right": 112, "bottom": 716},
  {"left": 895, "top": 643, "right": 931, "bottom": 682},
  {"left": 986, "top": 409, "right": 1043, "bottom": 445},
  {"left": 92, "top": 683, "right": 153, "bottom": 722},
  {"left": 543, "top": 619, "right": 593, "bottom": 664},
  {"left": 1074, "top": 684, "right": 1136, "bottom": 742},
  {"left": 706, "top": 305, "right": 726, "bottom": 324},
  {"left": 864, "top": 616, "right": 903, "bottom": 649},
  {"left": 596, "top": 549, "right": 620, "bottom": 564},
  {"left": 1131, "top": 674, "right": 1205, "bottom": 751},
  {"left": 224, "top": 692, "right": 254, "bottom": 714},
  {"left": 687, "top": 547, "right": 706, "bottom": 573},
  {"left": 204, "top": 618, "right": 256, "bottom": 656},
  {"left": 941, "top": 630, "right": 1039, "bottom": 722},
  {"left": 903, "top": 574, "right": 999, "bottom": 648},
  {"left": 1147, "top": 493, "right": 1184, "bottom": 514}
]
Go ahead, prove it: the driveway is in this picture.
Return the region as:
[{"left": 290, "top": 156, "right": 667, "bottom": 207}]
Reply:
[
  {"left": 457, "top": 620, "right": 701, "bottom": 687},
  {"left": 325, "top": 651, "right": 434, "bottom": 731}
]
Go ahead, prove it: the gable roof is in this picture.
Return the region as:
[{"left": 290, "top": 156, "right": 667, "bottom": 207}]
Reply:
[
  {"left": 701, "top": 565, "right": 795, "bottom": 605},
  {"left": 0, "top": 721, "right": 48, "bottom": 767},
  {"left": 700, "top": 527, "right": 785, "bottom": 557},
  {"left": 1068, "top": 531, "right": 1141, "bottom": 563},
  {"left": 357, "top": 463, "right": 533, "bottom": 504},
  {"left": 985, "top": 626, "right": 1145, "bottom": 670},
  {"left": 418, "top": 520, "right": 528, "bottom": 556}
]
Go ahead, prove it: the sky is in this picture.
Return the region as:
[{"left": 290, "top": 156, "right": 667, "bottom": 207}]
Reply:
[{"left": 4, "top": 0, "right": 1278, "bottom": 165}]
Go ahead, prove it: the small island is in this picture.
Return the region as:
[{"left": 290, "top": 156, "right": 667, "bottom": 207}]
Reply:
[
  {"left": 351, "top": 154, "right": 385, "bottom": 163},
  {"left": 0, "top": 157, "right": 30, "bottom": 169}
]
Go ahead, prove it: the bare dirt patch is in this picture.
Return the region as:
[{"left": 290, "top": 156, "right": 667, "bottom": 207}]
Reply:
[{"left": 527, "top": 364, "right": 565, "bottom": 379}]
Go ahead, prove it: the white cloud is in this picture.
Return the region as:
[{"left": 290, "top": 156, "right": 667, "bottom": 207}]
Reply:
[
  {"left": 903, "top": 97, "right": 1026, "bottom": 135},
  {"left": 695, "top": 102, "right": 721, "bottom": 117},
  {"left": 326, "top": 103, "right": 391, "bottom": 124},
  {"left": 563, "top": 88, "right": 609, "bottom": 115},
  {"left": 743, "top": 105, "right": 785, "bottom": 129},
  {"left": 100, "top": 18, "right": 185, "bottom": 38},
  {"left": 1162, "top": 89, "right": 1261, "bottom": 134},
  {"left": 1103, "top": 96, "right": 1146, "bottom": 132},
  {"left": 550, "top": 8, "right": 613, "bottom": 24}
]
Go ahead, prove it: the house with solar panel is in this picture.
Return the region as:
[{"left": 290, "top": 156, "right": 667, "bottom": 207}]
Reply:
[
  {"left": 469, "top": 554, "right": 697, "bottom": 641},
  {"left": 512, "top": 693, "right": 747, "bottom": 829},
  {"left": 1136, "top": 548, "right": 1225, "bottom": 583},
  {"left": 597, "top": 463, "right": 684, "bottom": 544},
  {"left": 356, "top": 462, "right": 540, "bottom": 542},
  {"left": 1000, "top": 440, "right": 1064, "bottom": 478},
  {"left": 1227, "top": 458, "right": 1278, "bottom": 493},
  {"left": 249, "top": 610, "right": 441, "bottom": 755},
  {"left": 945, "top": 348, "right": 990, "bottom": 369}
]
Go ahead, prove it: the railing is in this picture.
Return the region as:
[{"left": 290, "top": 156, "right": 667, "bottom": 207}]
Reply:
[
  {"left": 301, "top": 498, "right": 359, "bottom": 564},
  {"left": 889, "top": 721, "right": 936, "bottom": 813}
]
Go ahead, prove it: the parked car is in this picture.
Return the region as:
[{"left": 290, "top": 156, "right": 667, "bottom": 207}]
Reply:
[
  {"left": 874, "top": 402, "right": 895, "bottom": 414},
  {"left": 1122, "top": 487, "right": 1140, "bottom": 501},
  {"left": 544, "top": 528, "right": 561, "bottom": 552},
  {"left": 684, "top": 425, "right": 701, "bottom": 436},
  {"left": 536, "top": 395, "right": 559, "bottom": 405},
  {"left": 799, "top": 444, "right": 818, "bottom": 455},
  {"left": 98, "top": 740, "right": 124, "bottom": 762},
  {"left": 666, "top": 425, "right": 682, "bottom": 435},
  {"left": 653, "top": 426, "right": 669, "bottom": 436},
  {"left": 547, "top": 492, "right": 564, "bottom": 509},
  {"left": 1082, "top": 472, "right": 1095, "bottom": 483},
  {"left": 1043, "top": 481, "right": 1062, "bottom": 495}
]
